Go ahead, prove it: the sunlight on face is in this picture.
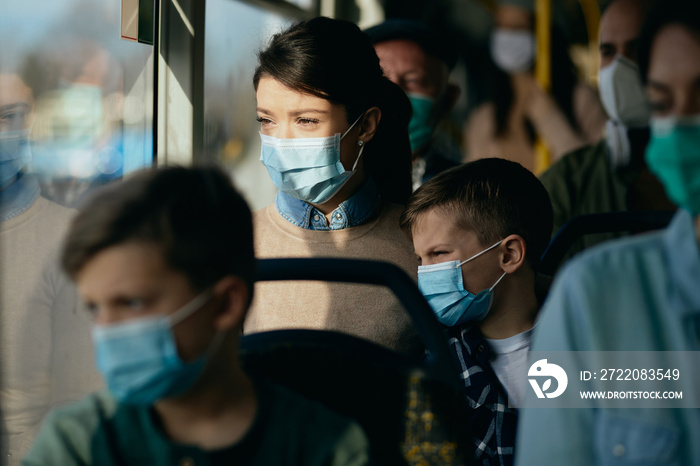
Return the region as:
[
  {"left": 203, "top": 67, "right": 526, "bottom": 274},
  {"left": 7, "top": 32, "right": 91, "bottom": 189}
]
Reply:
[
  {"left": 255, "top": 77, "right": 349, "bottom": 139},
  {"left": 255, "top": 75, "right": 364, "bottom": 175},
  {"left": 412, "top": 208, "right": 502, "bottom": 294}
]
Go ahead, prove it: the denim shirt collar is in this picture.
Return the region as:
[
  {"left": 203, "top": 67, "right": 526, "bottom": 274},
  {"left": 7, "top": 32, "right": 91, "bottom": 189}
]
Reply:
[
  {"left": 663, "top": 209, "right": 700, "bottom": 316},
  {"left": 0, "top": 172, "right": 40, "bottom": 222},
  {"left": 275, "top": 178, "right": 381, "bottom": 230}
]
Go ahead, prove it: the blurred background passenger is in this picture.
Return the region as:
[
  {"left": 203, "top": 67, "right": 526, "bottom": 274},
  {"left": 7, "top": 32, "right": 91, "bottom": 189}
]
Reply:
[
  {"left": 244, "top": 17, "right": 421, "bottom": 356},
  {"left": 29, "top": 37, "right": 124, "bottom": 208},
  {"left": 464, "top": 0, "right": 607, "bottom": 172},
  {"left": 516, "top": 1, "right": 700, "bottom": 463},
  {"left": 0, "top": 69, "right": 100, "bottom": 465},
  {"left": 365, "top": 19, "right": 462, "bottom": 191},
  {"left": 539, "top": 0, "right": 675, "bottom": 264}
]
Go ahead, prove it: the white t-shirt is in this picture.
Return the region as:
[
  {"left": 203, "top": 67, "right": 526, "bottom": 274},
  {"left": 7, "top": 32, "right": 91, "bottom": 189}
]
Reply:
[{"left": 486, "top": 328, "right": 534, "bottom": 408}]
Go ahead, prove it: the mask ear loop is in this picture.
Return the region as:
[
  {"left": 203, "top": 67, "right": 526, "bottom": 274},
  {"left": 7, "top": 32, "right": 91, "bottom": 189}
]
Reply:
[
  {"left": 169, "top": 288, "right": 214, "bottom": 326},
  {"left": 489, "top": 271, "right": 508, "bottom": 291},
  {"left": 340, "top": 112, "right": 367, "bottom": 171},
  {"left": 170, "top": 287, "right": 227, "bottom": 362},
  {"left": 457, "top": 240, "right": 504, "bottom": 267},
  {"left": 341, "top": 112, "right": 366, "bottom": 139},
  {"left": 351, "top": 141, "right": 365, "bottom": 171}
]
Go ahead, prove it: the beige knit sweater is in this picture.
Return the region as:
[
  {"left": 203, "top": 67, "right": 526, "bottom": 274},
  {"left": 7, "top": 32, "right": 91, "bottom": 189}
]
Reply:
[
  {"left": 244, "top": 203, "right": 421, "bottom": 356},
  {"left": 0, "top": 197, "right": 102, "bottom": 465}
]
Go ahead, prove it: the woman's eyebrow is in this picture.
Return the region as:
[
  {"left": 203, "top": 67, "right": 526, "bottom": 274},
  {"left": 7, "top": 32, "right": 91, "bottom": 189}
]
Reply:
[{"left": 288, "top": 109, "right": 329, "bottom": 117}]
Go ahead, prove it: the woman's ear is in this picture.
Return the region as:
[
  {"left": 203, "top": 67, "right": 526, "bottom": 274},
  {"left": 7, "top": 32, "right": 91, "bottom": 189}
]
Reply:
[
  {"left": 212, "top": 276, "right": 250, "bottom": 332},
  {"left": 357, "top": 106, "right": 382, "bottom": 144},
  {"left": 500, "top": 234, "right": 527, "bottom": 274}
]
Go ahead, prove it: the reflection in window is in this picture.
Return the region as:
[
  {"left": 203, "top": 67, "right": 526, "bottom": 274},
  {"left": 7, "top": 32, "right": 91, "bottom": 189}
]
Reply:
[
  {"left": 286, "top": 0, "right": 316, "bottom": 10},
  {"left": 2, "top": 0, "right": 153, "bottom": 208},
  {"left": 0, "top": 1, "right": 153, "bottom": 464}
]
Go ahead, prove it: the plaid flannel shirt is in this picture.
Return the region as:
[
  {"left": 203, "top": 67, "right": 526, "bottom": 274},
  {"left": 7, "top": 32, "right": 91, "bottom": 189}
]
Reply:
[{"left": 446, "top": 325, "right": 518, "bottom": 466}]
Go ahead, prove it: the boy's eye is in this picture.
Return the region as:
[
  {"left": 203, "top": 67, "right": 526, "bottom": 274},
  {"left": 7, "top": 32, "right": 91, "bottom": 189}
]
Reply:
[{"left": 84, "top": 302, "right": 98, "bottom": 315}]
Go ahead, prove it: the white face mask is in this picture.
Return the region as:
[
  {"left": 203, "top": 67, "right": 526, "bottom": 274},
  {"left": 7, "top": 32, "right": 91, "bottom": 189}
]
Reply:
[
  {"left": 491, "top": 29, "right": 535, "bottom": 74},
  {"left": 598, "top": 55, "right": 651, "bottom": 128}
]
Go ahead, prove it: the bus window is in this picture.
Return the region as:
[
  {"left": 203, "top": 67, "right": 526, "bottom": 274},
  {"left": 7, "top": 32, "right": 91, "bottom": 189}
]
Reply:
[
  {"left": 2, "top": 1, "right": 153, "bottom": 207},
  {"left": 0, "top": 1, "right": 152, "bottom": 463},
  {"left": 204, "top": 0, "right": 298, "bottom": 210}
]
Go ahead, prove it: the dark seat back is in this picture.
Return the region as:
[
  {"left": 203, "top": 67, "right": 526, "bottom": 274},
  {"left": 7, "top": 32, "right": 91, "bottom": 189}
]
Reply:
[
  {"left": 240, "top": 258, "right": 470, "bottom": 465},
  {"left": 539, "top": 210, "right": 675, "bottom": 276}
]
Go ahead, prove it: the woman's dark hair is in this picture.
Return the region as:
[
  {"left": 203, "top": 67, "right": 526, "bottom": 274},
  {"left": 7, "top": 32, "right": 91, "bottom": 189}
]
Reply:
[
  {"left": 638, "top": 0, "right": 700, "bottom": 85},
  {"left": 253, "top": 16, "right": 412, "bottom": 205},
  {"left": 492, "top": 25, "right": 580, "bottom": 140}
]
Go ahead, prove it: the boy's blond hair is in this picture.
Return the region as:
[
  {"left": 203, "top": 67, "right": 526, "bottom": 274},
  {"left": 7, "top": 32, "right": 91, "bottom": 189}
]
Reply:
[{"left": 400, "top": 158, "right": 553, "bottom": 270}]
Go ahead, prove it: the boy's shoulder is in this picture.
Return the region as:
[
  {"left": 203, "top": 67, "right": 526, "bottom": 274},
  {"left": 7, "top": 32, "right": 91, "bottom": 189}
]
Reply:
[
  {"left": 257, "top": 379, "right": 368, "bottom": 441},
  {"left": 40, "top": 390, "right": 118, "bottom": 435},
  {"left": 23, "top": 391, "right": 118, "bottom": 465},
  {"left": 24, "top": 384, "right": 370, "bottom": 466}
]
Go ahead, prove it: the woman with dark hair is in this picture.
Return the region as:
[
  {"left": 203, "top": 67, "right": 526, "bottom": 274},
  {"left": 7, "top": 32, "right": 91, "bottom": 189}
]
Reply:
[
  {"left": 244, "top": 17, "right": 421, "bottom": 356},
  {"left": 464, "top": 0, "right": 607, "bottom": 172},
  {"left": 516, "top": 0, "right": 700, "bottom": 463}
]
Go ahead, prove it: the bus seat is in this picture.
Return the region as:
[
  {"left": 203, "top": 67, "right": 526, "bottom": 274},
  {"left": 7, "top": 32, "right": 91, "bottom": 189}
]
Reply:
[
  {"left": 240, "top": 258, "right": 471, "bottom": 465},
  {"left": 539, "top": 210, "right": 675, "bottom": 276}
]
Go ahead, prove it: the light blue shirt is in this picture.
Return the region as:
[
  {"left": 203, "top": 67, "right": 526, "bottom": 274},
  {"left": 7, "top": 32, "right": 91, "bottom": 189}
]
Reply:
[
  {"left": 275, "top": 179, "right": 380, "bottom": 231},
  {"left": 0, "top": 172, "right": 40, "bottom": 222},
  {"left": 516, "top": 210, "right": 700, "bottom": 465}
]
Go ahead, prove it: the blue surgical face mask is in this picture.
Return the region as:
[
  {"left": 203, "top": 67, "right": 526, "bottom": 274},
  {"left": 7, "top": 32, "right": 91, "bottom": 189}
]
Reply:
[
  {"left": 418, "top": 240, "right": 506, "bottom": 327},
  {"left": 0, "top": 129, "right": 31, "bottom": 189},
  {"left": 92, "top": 289, "right": 221, "bottom": 405},
  {"left": 646, "top": 115, "right": 700, "bottom": 214},
  {"left": 407, "top": 93, "right": 435, "bottom": 153},
  {"left": 260, "top": 113, "right": 365, "bottom": 204}
]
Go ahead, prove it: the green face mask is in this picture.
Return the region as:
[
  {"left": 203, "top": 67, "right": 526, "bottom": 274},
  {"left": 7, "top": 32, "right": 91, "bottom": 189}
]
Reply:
[
  {"left": 646, "top": 115, "right": 700, "bottom": 214},
  {"left": 407, "top": 93, "right": 435, "bottom": 153}
]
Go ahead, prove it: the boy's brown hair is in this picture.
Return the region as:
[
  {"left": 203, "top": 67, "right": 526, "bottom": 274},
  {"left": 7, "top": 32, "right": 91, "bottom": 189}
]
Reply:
[
  {"left": 61, "top": 165, "right": 255, "bottom": 300},
  {"left": 400, "top": 158, "right": 553, "bottom": 270}
]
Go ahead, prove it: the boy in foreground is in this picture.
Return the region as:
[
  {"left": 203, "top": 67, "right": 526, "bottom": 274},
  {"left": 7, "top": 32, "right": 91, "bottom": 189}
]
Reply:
[
  {"left": 399, "top": 158, "right": 553, "bottom": 465},
  {"left": 23, "top": 166, "right": 370, "bottom": 465}
]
